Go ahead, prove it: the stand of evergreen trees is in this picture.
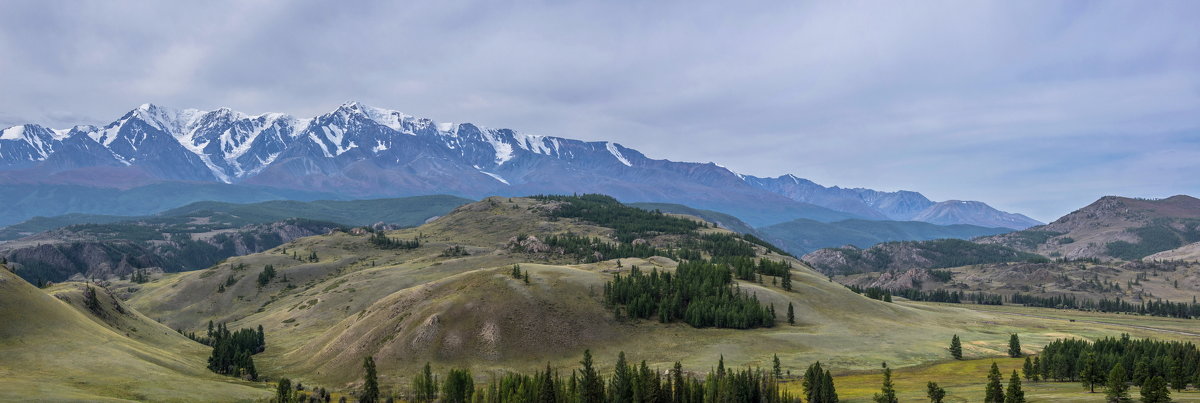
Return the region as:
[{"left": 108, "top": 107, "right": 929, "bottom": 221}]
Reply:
[
  {"left": 538, "top": 233, "right": 666, "bottom": 263},
  {"left": 257, "top": 265, "right": 277, "bottom": 287},
  {"left": 1010, "top": 292, "right": 1199, "bottom": 319},
  {"left": 604, "top": 262, "right": 775, "bottom": 329},
  {"left": 846, "top": 285, "right": 892, "bottom": 302},
  {"left": 369, "top": 232, "right": 421, "bottom": 250},
  {"left": 1037, "top": 334, "right": 1199, "bottom": 391},
  {"left": 530, "top": 194, "right": 703, "bottom": 243},
  {"left": 201, "top": 322, "right": 266, "bottom": 381},
  {"left": 404, "top": 350, "right": 806, "bottom": 403}
]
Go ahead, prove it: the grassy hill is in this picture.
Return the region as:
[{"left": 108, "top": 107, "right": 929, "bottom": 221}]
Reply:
[
  {"left": 158, "top": 195, "right": 473, "bottom": 228},
  {"left": 759, "top": 218, "right": 1012, "bottom": 255},
  {"left": 0, "top": 265, "right": 269, "bottom": 401},
  {"left": 119, "top": 196, "right": 1137, "bottom": 396}
]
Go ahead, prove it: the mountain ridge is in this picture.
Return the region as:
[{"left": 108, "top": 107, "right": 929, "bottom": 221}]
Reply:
[{"left": 1, "top": 102, "right": 1038, "bottom": 228}]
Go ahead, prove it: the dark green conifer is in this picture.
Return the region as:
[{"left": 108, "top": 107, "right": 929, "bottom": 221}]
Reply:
[
  {"left": 985, "top": 362, "right": 1004, "bottom": 403},
  {"left": 361, "top": 356, "right": 379, "bottom": 403},
  {"left": 949, "top": 335, "right": 963, "bottom": 360},
  {"left": 1105, "top": 363, "right": 1130, "bottom": 403}
]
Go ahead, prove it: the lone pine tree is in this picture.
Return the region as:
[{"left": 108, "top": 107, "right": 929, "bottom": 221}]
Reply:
[
  {"left": 949, "top": 335, "right": 963, "bottom": 360},
  {"left": 1008, "top": 334, "right": 1022, "bottom": 358},
  {"left": 926, "top": 381, "right": 946, "bottom": 403},
  {"left": 874, "top": 362, "right": 897, "bottom": 403}
]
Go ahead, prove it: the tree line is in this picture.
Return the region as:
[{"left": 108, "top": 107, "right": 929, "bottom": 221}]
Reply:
[
  {"left": 1010, "top": 292, "right": 1199, "bottom": 319},
  {"left": 348, "top": 350, "right": 810, "bottom": 402},
  {"left": 530, "top": 194, "right": 704, "bottom": 243},
  {"left": 369, "top": 232, "right": 421, "bottom": 250}
]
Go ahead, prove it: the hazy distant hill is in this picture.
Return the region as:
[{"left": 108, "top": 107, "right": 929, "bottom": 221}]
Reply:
[
  {"left": 0, "top": 196, "right": 472, "bottom": 282},
  {"left": 759, "top": 219, "right": 1013, "bottom": 255}
]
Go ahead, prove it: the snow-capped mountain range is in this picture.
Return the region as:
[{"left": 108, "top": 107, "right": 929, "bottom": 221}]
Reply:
[{"left": 0, "top": 102, "right": 1040, "bottom": 229}]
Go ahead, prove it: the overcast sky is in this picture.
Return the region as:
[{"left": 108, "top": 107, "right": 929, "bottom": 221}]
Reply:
[{"left": 0, "top": 1, "right": 1197, "bottom": 221}]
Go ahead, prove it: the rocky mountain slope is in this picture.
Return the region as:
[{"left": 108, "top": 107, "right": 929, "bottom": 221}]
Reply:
[
  {"left": 977, "top": 195, "right": 1200, "bottom": 260},
  {"left": 0, "top": 102, "right": 1036, "bottom": 228},
  {"left": 802, "top": 239, "right": 1047, "bottom": 275}
]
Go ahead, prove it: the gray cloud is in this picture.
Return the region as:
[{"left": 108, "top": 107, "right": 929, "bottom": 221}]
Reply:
[{"left": 0, "top": 0, "right": 1196, "bottom": 221}]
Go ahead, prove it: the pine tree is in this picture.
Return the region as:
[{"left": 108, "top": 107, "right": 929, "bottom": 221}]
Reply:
[
  {"left": 1105, "top": 363, "right": 1130, "bottom": 403},
  {"left": 442, "top": 368, "right": 473, "bottom": 403},
  {"left": 361, "top": 356, "right": 379, "bottom": 403},
  {"left": 83, "top": 286, "right": 102, "bottom": 313},
  {"left": 276, "top": 378, "right": 293, "bottom": 403},
  {"left": 820, "top": 370, "right": 839, "bottom": 403},
  {"left": 873, "top": 362, "right": 897, "bottom": 403},
  {"left": 1132, "top": 357, "right": 1149, "bottom": 386},
  {"left": 787, "top": 302, "right": 795, "bottom": 325},
  {"left": 579, "top": 350, "right": 605, "bottom": 403},
  {"left": 1005, "top": 370, "right": 1025, "bottom": 403},
  {"left": 1022, "top": 357, "right": 1033, "bottom": 381},
  {"left": 1031, "top": 357, "right": 1041, "bottom": 382},
  {"left": 539, "top": 363, "right": 557, "bottom": 403},
  {"left": 413, "top": 362, "right": 437, "bottom": 402},
  {"left": 1165, "top": 357, "right": 1185, "bottom": 391},
  {"left": 781, "top": 269, "right": 792, "bottom": 291},
  {"left": 927, "top": 381, "right": 946, "bottom": 403},
  {"left": 611, "top": 351, "right": 633, "bottom": 403},
  {"left": 1008, "top": 334, "right": 1022, "bottom": 358},
  {"left": 803, "top": 362, "right": 824, "bottom": 401},
  {"left": 773, "top": 354, "right": 783, "bottom": 379},
  {"left": 1139, "top": 376, "right": 1170, "bottom": 403},
  {"left": 985, "top": 362, "right": 1005, "bottom": 403},
  {"left": 1080, "top": 350, "right": 1101, "bottom": 393},
  {"left": 949, "top": 335, "right": 963, "bottom": 360}
]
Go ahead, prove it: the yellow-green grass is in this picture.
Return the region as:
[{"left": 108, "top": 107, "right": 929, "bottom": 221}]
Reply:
[
  {"left": 783, "top": 357, "right": 1200, "bottom": 402},
  {"left": 0, "top": 267, "right": 271, "bottom": 402},
  {"left": 937, "top": 302, "right": 1200, "bottom": 338}
]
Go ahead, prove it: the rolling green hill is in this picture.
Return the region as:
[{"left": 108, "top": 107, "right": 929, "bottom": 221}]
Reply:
[
  {"left": 0, "top": 265, "right": 270, "bottom": 401},
  {"left": 121, "top": 196, "right": 1076, "bottom": 394}
]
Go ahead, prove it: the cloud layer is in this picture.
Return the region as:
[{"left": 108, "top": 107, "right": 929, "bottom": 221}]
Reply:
[{"left": 1, "top": 1, "right": 1196, "bottom": 221}]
